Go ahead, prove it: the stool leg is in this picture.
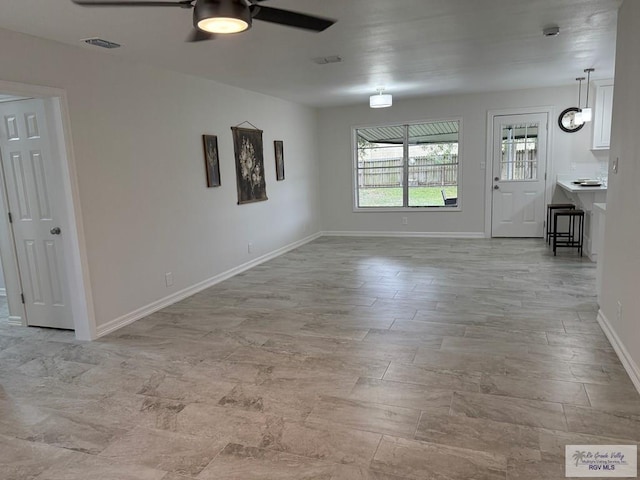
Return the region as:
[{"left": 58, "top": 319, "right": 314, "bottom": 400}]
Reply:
[
  {"left": 546, "top": 208, "right": 550, "bottom": 244},
  {"left": 576, "top": 215, "right": 579, "bottom": 255},
  {"left": 553, "top": 213, "right": 558, "bottom": 256},
  {"left": 569, "top": 214, "right": 574, "bottom": 245},
  {"left": 579, "top": 214, "right": 584, "bottom": 256}
]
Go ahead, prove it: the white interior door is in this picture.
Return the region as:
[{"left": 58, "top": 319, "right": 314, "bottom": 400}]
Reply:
[
  {"left": 0, "top": 98, "right": 73, "bottom": 329},
  {"left": 491, "top": 113, "right": 548, "bottom": 238}
]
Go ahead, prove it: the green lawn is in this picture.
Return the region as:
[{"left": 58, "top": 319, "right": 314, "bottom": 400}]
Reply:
[{"left": 358, "top": 186, "right": 458, "bottom": 207}]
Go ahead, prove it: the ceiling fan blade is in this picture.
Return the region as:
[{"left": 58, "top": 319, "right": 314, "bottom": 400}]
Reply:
[
  {"left": 186, "top": 28, "right": 216, "bottom": 42},
  {"left": 71, "top": 0, "right": 193, "bottom": 7},
  {"left": 250, "top": 5, "right": 335, "bottom": 32}
]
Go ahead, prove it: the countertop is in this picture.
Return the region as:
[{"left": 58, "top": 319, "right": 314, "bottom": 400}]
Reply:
[{"left": 557, "top": 178, "right": 608, "bottom": 193}]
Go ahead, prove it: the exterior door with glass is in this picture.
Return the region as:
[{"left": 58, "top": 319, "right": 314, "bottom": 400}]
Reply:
[{"left": 491, "top": 113, "right": 548, "bottom": 237}]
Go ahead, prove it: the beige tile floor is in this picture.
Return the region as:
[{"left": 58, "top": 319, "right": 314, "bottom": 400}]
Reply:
[{"left": 1, "top": 237, "right": 639, "bottom": 479}]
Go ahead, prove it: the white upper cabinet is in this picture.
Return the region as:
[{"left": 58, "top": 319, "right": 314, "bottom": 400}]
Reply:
[{"left": 592, "top": 80, "right": 614, "bottom": 150}]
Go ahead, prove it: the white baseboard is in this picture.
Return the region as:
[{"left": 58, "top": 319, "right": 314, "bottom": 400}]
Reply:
[
  {"left": 597, "top": 309, "right": 640, "bottom": 395},
  {"left": 96, "top": 232, "right": 322, "bottom": 338},
  {"left": 0, "top": 287, "right": 6, "bottom": 297},
  {"left": 321, "top": 231, "right": 486, "bottom": 239},
  {"left": 7, "top": 315, "right": 23, "bottom": 326}
]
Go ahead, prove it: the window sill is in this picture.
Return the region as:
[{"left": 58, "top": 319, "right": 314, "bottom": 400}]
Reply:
[{"left": 352, "top": 206, "right": 462, "bottom": 213}]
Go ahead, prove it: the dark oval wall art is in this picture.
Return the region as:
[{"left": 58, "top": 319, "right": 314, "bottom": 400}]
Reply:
[{"left": 558, "top": 107, "right": 585, "bottom": 133}]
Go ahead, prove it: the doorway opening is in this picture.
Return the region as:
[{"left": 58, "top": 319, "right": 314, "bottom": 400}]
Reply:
[{"left": 0, "top": 81, "right": 94, "bottom": 340}]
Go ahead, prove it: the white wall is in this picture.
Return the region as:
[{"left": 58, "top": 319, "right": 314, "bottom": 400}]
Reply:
[
  {"left": 318, "top": 86, "right": 605, "bottom": 235},
  {"left": 0, "top": 28, "right": 320, "bottom": 332},
  {"left": 599, "top": 0, "right": 640, "bottom": 389},
  {"left": 0, "top": 254, "right": 5, "bottom": 293}
]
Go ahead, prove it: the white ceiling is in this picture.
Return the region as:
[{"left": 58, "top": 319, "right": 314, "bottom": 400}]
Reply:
[{"left": 0, "top": 0, "right": 622, "bottom": 107}]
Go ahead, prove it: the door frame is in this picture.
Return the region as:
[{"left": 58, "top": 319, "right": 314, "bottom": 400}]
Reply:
[
  {"left": 0, "top": 80, "right": 95, "bottom": 340},
  {"left": 484, "top": 106, "right": 556, "bottom": 238}
]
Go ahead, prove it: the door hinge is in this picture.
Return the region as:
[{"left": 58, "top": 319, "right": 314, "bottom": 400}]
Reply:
[
  {"left": 8, "top": 212, "right": 12, "bottom": 223},
  {"left": 20, "top": 293, "right": 25, "bottom": 304},
  {"left": 544, "top": 173, "right": 547, "bottom": 181}
]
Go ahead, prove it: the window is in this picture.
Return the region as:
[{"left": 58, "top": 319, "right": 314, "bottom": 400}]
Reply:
[
  {"left": 354, "top": 120, "right": 460, "bottom": 209},
  {"left": 499, "top": 123, "right": 538, "bottom": 181}
]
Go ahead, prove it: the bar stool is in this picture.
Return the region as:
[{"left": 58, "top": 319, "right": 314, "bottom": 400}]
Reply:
[
  {"left": 546, "top": 203, "right": 575, "bottom": 244},
  {"left": 553, "top": 209, "right": 585, "bottom": 256}
]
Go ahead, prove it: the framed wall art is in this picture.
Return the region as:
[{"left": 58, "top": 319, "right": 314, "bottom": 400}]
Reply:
[
  {"left": 231, "top": 126, "right": 268, "bottom": 204},
  {"left": 274, "top": 140, "right": 285, "bottom": 181},
  {"left": 202, "top": 134, "right": 221, "bottom": 187}
]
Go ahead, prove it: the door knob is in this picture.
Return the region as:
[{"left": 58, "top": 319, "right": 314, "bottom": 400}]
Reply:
[
  {"left": 494, "top": 177, "right": 500, "bottom": 181},
  {"left": 50, "top": 227, "right": 61, "bottom": 235},
  {"left": 494, "top": 185, "right": 499, "bottom": 190}
]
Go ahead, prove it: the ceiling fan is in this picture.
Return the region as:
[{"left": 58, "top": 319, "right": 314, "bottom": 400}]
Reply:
[{"left": 71, "top": 0, "right": 336, "bottom": 42}]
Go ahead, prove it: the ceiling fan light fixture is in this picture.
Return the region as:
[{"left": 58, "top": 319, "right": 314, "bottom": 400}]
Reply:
[
  {"left": 198, "top": 16, "right": 249, "bottom": 33},
  {"left": 195, "top": 0, "right": 251, "bottom": 34}
]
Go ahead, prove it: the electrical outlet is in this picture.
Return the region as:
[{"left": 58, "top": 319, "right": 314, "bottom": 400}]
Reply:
[
  {"left": 165, "top": 272, "right": 173, "bottom": 287},
  {"left": 402, "top": 217, "right": 408, "bottom": 225},
  {"left": 480, "top": 162, "right": 486, "bottom": 169},
  {"left": 617, "top": 301, "right": 622, "bottom": 322},
  {"left": 248, "top": 242, "right": 253, "bottom": 254},
  {"left": 570, "top": 162, "right": 577, "bottom": 171}
]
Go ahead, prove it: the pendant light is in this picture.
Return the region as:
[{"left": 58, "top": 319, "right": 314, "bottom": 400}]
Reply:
[
  {"left": 581, "top": 68, "right": 595, "bottom": 123},
  {"left": 370, "top": 88, "right": 392, "bottom": 108},
  {"left": 575, "top": 77, "right": 585, "bottom": 126}
]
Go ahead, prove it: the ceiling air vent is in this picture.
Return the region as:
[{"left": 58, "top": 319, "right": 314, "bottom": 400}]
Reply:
[
  {"left": 312, "top": 55, "right": 343, "bottom": 65},
  {"left": 83, "top": 38, "right": 121, "bottom": 49}
]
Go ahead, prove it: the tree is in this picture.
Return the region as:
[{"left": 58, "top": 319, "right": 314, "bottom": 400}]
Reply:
[{"left": 572, "top": 451, "right": 587, "bottom": 467}]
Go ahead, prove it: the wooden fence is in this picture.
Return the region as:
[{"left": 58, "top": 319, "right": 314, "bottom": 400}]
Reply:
[
  {"left": 501, "top": 149, "right": 538, "bottom": 180},
  {"left": 358, "top": 156, "right": 458, "bottom": 187}
]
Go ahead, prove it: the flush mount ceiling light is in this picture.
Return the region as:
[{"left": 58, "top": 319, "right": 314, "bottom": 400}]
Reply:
[
  {"left": 370, "top": 88, "right": 393, "bottom": 109},
  {"left": 195, "top": 0, "right": 251, "bottom": 34},
  {"left": 543, "top": 25, "right": 560, "bottom": 37}
]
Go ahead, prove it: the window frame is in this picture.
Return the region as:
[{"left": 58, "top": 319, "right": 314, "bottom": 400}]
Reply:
[{"left": 351, "top": 118, "right": 463, "bottom": 212}]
